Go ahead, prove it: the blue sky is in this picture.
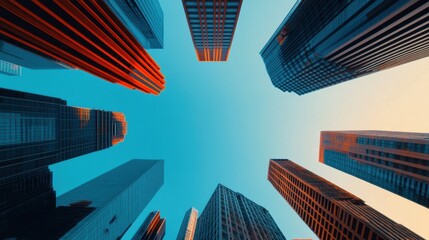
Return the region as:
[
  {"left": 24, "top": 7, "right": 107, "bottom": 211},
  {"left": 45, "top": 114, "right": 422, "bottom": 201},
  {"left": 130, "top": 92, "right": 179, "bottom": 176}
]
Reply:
[{"left": 1, "top": 0, "right": 429, "bottom": 239}]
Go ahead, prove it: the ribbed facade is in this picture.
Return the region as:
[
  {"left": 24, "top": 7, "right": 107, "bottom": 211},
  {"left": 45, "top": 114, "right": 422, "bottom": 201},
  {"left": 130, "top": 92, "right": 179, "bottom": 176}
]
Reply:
[
  {"left": 105, "top": 0, "right": 164, "bottom": 49},
  {"left": 132, "top": 211, "right": 166, "bottom": 240},
  {"left": 195, "top": 184, "right": 286, "bottom": 240},
  {"left": 0, "top": 88, "right": 127, "bottom": 180},
  {"left": 1, "top": 1, "right": 165, "bottom": 94},
  {"left": 177, "top": 207, "right": 198, "bottom": 240},
  {"left": 182, "top": 0, "right": 242, "bottom": 61},
  {"left": 260, "top": 0, "right": 429, "bottom": 95},
  {"left": 320, "top": 131, "right": 429, "bottom": 208},
  {"left": 0, "top": 60, "right": 21, "bottom": 76},
  {"left": 268, "top": 159, "right": 424, "bottom": 240}
]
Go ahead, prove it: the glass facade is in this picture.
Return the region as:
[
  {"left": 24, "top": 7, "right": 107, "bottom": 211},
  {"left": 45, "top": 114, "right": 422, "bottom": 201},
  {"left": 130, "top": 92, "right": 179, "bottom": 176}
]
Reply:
[
  {"left": 182, "top": 0, "right": 243, "bottom": 61},
  {"left": 0, "top": 88, "right": 127, "bottom": 180},
  {"left": 56, "top": 160, "right": 164, "bottom": 240},
  {"left": 105, "top": 0, "right": 164, "bottom": 49},
  {"left": 260, "top": 0, "right": 429, "bottom": 95},
  {"left": 177, "top": 207, "right": 198, "bottom": 240},
  {"left": 268, "top": 159, "right": 424, "bottom": 240},
  {"left": 320, "top": 131, "right": 429, "bottom": 208},
  {"left": 195, "top": 184, "right": 286, "bottom": 240}
]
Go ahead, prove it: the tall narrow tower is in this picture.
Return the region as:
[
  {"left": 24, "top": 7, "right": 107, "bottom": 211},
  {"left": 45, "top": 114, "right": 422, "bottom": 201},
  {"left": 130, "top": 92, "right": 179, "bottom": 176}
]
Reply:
[
  {"left": 4, "top": 160, "right": 164, "bottom": 240},
  {"left": 0, "top": 88, "right": 127, "bottom": 180},
  {"left": 268, "top": 159, "right": 424, "bottom": 240},
  {"left": 195, "top": 184, "right": 286, "bottom": 240},
  {"left": 320, "top": 130, "right": 429, "bottom": 208}
]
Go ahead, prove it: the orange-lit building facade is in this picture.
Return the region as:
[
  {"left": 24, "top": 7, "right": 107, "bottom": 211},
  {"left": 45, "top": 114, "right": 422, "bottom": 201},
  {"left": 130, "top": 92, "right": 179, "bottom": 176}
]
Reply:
[
  {"left": 1, "top": 1, "right": 165, "bottom": 94},
  {"left": 182, "top": 0, "right": 242, "bottom": 61},
  {"left": 320, "top": 131, "right": 429, "bottom": 208},
  {"left": 132, "top": 211, "right": 166, "bottom": 240},
  {"left": 268, "top": 159, "right": 424, "bottom": 240}
]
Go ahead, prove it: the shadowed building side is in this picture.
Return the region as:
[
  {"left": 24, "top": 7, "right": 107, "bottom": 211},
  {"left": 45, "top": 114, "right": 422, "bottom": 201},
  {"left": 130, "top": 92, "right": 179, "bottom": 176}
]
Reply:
[
  {"left": 195, "top": 184, "right": 286, "bottom": 240},
  {"left": 261, "top": 0, "right": 429, "bottom": 95},
  {"left": 319, "top": 131, "right": 429, "bottom": 208},
  {"left": 0, "top": 88, "right": 127, "bottom": 180},
  {"left": 268, "top": 159, "right": 424, "bottom": 240}
]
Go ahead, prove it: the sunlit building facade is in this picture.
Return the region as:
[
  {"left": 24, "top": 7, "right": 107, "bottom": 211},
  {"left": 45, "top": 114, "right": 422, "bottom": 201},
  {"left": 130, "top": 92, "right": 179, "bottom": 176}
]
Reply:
[
  {"left": 182, "top": 0, "right": 243, "bottom": 61},
  {"left": 268, "top": 159, "right": 424, "bottom": 240},
  {"left": 0, "top": 88, "right": 127, "bottom": 180},
  {"left": 195, "top": 184, "right": 285, "bottom": 240},
  {"left": 1, "top": 1, "right": 165, "bottom": 94},
  {"left": 132, "top": 211, "right": 166, "bottom": 240},
  {"left": 261, "top": 1, "right": 429, "bottom": 95},
  {"left": 320, "top": 131, "right": 429, "bottom": 208},
  {"left": 3, "top": 160, "right": 164, "bottom": 240},
  {"left": 105, "top": 0, "right": 164, "bottom": 49},
  {"left": 177, "top": 207, "right": 198, "bottom": 240}
]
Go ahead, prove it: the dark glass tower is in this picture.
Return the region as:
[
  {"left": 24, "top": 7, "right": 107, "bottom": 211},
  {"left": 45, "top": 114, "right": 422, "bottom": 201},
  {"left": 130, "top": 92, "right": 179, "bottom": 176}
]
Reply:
[
  {"left": 177, "top": 207, "right": 198, "bottom": 240},
  {"left": 105, "top": 0, "right": 164, "bottom": 49},
  {"left": 4, "top": 160, "right": 164, "bottom": 240},
  {"left": 260, "top": 1, "right": 429, "bottom": 95},
  {"left": 1, "top": 1, "right": 165, "bottom": 94},
  {"left": 194, "top": 184, "right": 285, "bottom": 240},
  {"left": 182, "top": 0, "right": 243, "bottom": 61},
  {"left": 131, "top": 211, "right": 166, "bottom": 240},
  {"left": 320, "top": 131, "right": 429, "bottom": 208},
  {"left": 0, "top": 88, "right": 127, "bottom": 180},
  {"left": 268, "top": 159, "right": 424, "bottom": 240}
]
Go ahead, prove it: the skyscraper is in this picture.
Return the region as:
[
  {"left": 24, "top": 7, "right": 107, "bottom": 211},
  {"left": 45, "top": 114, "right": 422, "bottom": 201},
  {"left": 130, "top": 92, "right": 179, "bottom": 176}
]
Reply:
[
  {"left": 260, "top": 1, "right": 429, "bottom": 95},
  {"left": 0, "top": 87, "right": 127, "bottom": 180},
  {"left": 320, "top": 130, "right": 429, "bottom": 208},
  {"left": 177, "top": 207, "right": 198, "bottom": 240},
  {"left": 3, "top": 160, "right": 164, "bottom": 240},
  {"left": 1, "top": 1, "right": 165, "bottom": 94},
  {"left": 195, "top": 184, "right": 285, "bottom": 240},
  {"left": 182, "top": 0, "right": 243, "bottom": 61},
  {"left": 132, "top": 211, "right": 166, "bottom": 240},
  {"left": 268, "top": 159, "right": 424, "bottom": 240},
  {"left": 105, "top": 0, "right": 164, "bottom": 49}
]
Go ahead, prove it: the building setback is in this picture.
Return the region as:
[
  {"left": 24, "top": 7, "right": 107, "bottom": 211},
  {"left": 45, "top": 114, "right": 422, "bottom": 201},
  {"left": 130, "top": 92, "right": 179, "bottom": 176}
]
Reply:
[
  {"left": 176, "top": 207, "right": 198, "bottom": 240},
  {"left": 1, "top": 1, "right": 165, "bottom": 94},
  {"left": 0, "top": 59, "right": 21, "bottom": 76},
  {"left": 105, "top": 0, "right": 164, "bottom": 49},
  {"left": 132, "top": 211, "right": 166, "bottom": 240},
  {"left": 182, "top": 0, "right": 243, "bottom": 61},
  {"left": 260, "top": 0, "right": 429, "bottom": 95},
  {"left": 195, "top": 184, "right": 285, "bottom": 240},
  {"left": 0, "top": 88, "right": 127, "bottom": 180},
  {"left": 3, "top": 160, "right": 164, "bottom": 240},
  {"left": 268, "top": 159, "right": 424, "bottom": 240},
  {"left": 320, "top": 131, "right": 429, "bottom": 208}
]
